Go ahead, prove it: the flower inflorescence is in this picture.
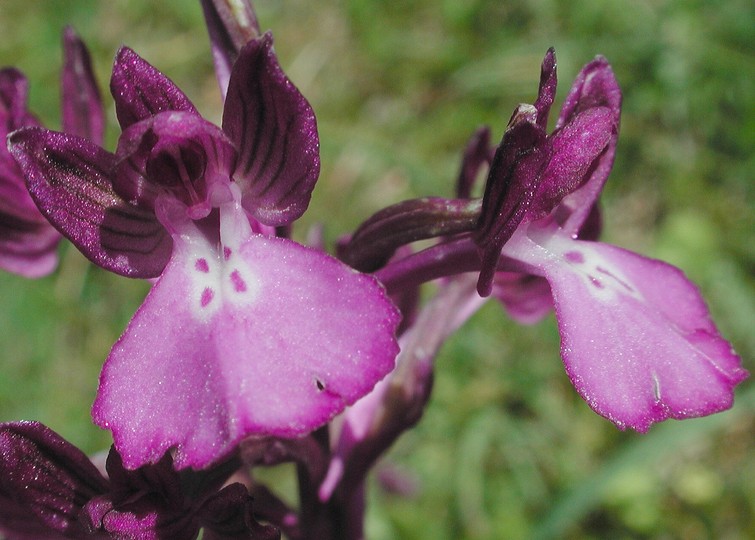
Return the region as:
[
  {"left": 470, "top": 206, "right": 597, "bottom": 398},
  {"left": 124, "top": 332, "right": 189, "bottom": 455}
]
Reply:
[{"left": 0, "top": 1, "right": 747, "bottom": 539}]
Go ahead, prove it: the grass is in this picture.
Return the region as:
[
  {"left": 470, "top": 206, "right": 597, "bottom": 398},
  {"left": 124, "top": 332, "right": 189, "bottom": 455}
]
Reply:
[{"left": 1, "top": 1, "right": 752, "bottom": 538}]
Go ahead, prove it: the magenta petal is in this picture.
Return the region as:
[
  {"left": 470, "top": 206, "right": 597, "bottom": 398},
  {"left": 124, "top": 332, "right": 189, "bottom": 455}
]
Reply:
[
  {"left": 557, "top": 56, "right": 621, "bottom": 130},
  {"left": 93, "top": 218, "right": 400, "bottom": 470},
  {"left": 110, "top": 46, "right": 198, "bottom": 130},
  {"left": 223, "top": 33, "right": 320, "bottom": 226},
  {"left": 61, "top": 27, "right": 104, "bottom": 145},
  {"left": 553, "top": 57, "right": 622, "bottom": 235},
  {"left": 528, "top": 106, "right": 614, "bottom": 220},
  {"left": 8, "top": 127, "right": 172, "bottom": 278},
  {"left": 491, "top": 272, "right": 552, "bottom": 325},
  {"left": 529, "top": 233, "right": 748, "bottom": 431}
]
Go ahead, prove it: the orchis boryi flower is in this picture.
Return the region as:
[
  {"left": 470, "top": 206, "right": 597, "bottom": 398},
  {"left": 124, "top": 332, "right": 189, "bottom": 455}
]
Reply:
[
  {"left": 9, "top": 23, "right": 400, "bottom": 470},
  {"left": 1, "top": 28, "right": 103, "bottom": 277},
  {"left": 472, "top": 49, "right": 747, "bottom": 430},
  {"left": 342, "top": 48, "right": 747, "bottom": 436},
  {"left": 0, "top": 421, "right": 278, "bottom": 540}
]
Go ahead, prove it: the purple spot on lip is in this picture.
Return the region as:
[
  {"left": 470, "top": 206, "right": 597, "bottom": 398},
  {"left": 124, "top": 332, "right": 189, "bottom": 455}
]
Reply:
[
  {"left": 201, "top": 287, "right": 214, "bottom": 307},
  {"left": 589, "top": 276, "right": 604, "bottom": 289},
  {"left": 565, "top": 251, "right": 584, "bottom": 264},
  {"left": 223, "top": 247, "right": 232, "bottom": 260},
  {"left": 195, "top": 258, "right": 210, "bottom": 273},
  {"left": 230, "top": 270, "right": 247, "bottom": 292}
]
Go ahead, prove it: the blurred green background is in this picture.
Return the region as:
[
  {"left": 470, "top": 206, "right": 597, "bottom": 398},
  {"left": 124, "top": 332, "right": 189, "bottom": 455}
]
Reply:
[{"left": 0, "top": 1, "right": 752, "bottom": 538}]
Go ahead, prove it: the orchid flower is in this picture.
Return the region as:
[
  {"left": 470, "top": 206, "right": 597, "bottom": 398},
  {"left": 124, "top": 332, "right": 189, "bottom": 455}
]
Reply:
[
  {"left": 0, "top": 421, "right": 279, "bottom": 539},
  {"left": 342, "top": 49, "right": 747, "bottom": 434},
  {"left": 473, "top": 49, "right": 748, "bottom": 431},
  {"left": 1, "top": 28, "right": 102, "bottom": 277},
  {"left": 9, "top": 30, "right": 400, "bottom": 470}
]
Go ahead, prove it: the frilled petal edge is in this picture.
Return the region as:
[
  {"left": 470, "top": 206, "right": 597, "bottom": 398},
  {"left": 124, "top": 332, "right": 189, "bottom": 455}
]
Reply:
[{"left": 523, "top": 232, "right": 748, "bottom": 431}]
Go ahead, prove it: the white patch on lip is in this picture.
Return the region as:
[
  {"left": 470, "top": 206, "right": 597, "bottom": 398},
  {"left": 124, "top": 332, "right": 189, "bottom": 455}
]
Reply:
[
  {"left": 539, "top": 234, "right": 642, "bottom": 304},
  {"left": 185, "top": 238, "right": 261, "bottom": 322}
]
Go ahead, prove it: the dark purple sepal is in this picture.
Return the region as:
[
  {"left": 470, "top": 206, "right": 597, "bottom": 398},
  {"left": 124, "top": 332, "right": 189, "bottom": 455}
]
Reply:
[
  {"left": 0, "top": 68, "right": 60, "bottom": 277},
  {"left": 8, "top": 127, "right": 172, "bottom": 278},
  {"left": 0, "top": 422, "right": 108, "bottom": 537},
  {"left": 0, "top": 174, "right": 61, "bottom": 278},
  {"left": 61, "top": 27, "right": 105, "bottom": 145},
  {"left": 553, "top": 56, "right": 621, "bottom": 235},
  {"left": 223, "top": 32, "right": 320, "bottom": 226},
  {"left": 0, "top": 68, "right": 40, "bottom": 131},
  {"left": 199, "top": 483, "right": 281, "bottom": 540},
  {"left": 110, "top": 46, "right": 198, "bottom": 130},
  {"left": 455, "top": 125, "right": 492, "bottom": 198},
  {"left": 533, "top": 47, "right": 557, "bottom": 129},
  {"left": 200, "top": 0, "right": 261, "bottom": 100},
  {"left": 474, "top": 105, "right": 547, "bottom": 296},
  {"left": 82, "top": 449, "right": 197, "bottom": 540},
  {"left": 104, "top": 448, "right": 183, "bottom": 508},
  {"left": 0, "top": 494, "right": 72, "bottom": 540}
]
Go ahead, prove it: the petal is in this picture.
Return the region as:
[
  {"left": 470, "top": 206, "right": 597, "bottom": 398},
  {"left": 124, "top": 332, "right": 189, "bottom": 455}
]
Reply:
[
  {"left": 527, "top": 106, "right": 615, "bottom": 220},
  {"left": 93, "top": 207, "right": 400, "bottom": 470},
  {"left": 0, "top": 422, "right": 108, "bottom": 536},
  {"left": 556, "top": 56, "right": 621, "bottom": 130},
  {"left": 0, "top": 67, "right": 40, "bottom": 133},
  {"left": 533, "top": 47, "right": 557, "bottom": 129},
  {"left": 223, "top": 33, "right": 320, "bottom": 226},
  {"left": 200, "top": 0, "right": 261, "bottom": 100},
  {"left": 61, "top": 27, "right": 105, "bottom": 145},
  {"left": 491, "top": 272, "right": 552, "bottom": 325},
  {"left": 96, "top": 503, "right": 198, "bottom": 540},
  {"left": 110, "top": 46, "right": 198, "bottom": 130},
  {"left": 114, "top": 111, "right": 237, "bottom": 219},
  {"left": 0, "top": 69, "right": 59, "bottom": 277},
  {"left": 514, "top": 231, "right": 749, "bottom": 431},
  {"left": 0, "top": 494, "right": 71, "bottom": 540},
  {"left": 82, "top": 449, "right": 197, "bottom": 539},
  {"left": 553, "top": 57, "right": 621, "bottom": 234},
  {"left": 455, "top": 125, "right": 492, "bottom": 199},
  {"left": 199, "top": 483, "right": 281, "bottom": 540},
  {"left": 0, "top": 207, "right": 60, "bottom": 278},
  {"left": 8, "top": 127, "right": 172, "bottom": 278}
]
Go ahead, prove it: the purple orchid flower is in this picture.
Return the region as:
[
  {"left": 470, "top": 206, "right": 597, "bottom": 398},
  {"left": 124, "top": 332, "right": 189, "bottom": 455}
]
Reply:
[
  {"left": 9, "top": 32, "right": 400, "bottom": 470},
  {"left": 0, "top": 28, "right": 102, "bottom": 277},
  {"left": 361, "top": 49, "right": 747, "bottom": 433},
  {"left": 474, "top": 49, "right": 748, "bottom": 431},
  {"left": 0, "top": 421, "right": 279, "bottom": 539}
]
